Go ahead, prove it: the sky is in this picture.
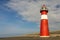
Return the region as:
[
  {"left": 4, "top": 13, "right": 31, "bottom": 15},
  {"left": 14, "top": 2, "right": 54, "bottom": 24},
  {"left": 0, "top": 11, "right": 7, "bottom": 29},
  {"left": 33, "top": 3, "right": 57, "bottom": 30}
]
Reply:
[{"left": 0, "top": 0, "right": 60, "bottom": 37}]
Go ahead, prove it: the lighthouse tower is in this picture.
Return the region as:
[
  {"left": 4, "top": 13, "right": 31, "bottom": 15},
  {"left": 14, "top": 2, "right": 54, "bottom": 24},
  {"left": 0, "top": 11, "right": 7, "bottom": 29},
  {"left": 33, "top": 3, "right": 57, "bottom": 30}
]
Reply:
[{"left": 40, "top": 5, "right": 50, "bottom": 37}]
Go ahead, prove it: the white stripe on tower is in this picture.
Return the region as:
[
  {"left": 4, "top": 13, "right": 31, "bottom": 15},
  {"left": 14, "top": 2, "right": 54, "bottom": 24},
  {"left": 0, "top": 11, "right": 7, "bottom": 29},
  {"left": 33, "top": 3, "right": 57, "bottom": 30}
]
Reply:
[{"left": 41, "top": 15, "right": 48, "bottom": 19}]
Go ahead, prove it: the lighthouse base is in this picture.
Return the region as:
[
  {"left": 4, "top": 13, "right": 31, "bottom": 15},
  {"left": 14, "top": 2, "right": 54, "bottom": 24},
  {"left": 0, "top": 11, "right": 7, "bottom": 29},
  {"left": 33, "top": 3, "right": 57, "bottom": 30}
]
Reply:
[{"left": 40, "top": 36, "right": 50, "bottom": 37}]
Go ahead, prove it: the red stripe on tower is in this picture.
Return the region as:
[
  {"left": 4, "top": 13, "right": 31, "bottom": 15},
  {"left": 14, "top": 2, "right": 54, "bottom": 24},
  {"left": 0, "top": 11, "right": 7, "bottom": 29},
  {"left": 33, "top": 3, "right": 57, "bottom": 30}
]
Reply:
[{"left": 40, "top": 4, "right": 50, "bottom": 37}]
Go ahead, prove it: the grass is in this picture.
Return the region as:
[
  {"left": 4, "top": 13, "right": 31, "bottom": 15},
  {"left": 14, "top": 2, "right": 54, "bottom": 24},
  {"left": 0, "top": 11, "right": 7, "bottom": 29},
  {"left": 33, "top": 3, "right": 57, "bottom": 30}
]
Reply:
[
  {"left": 0, "top": 30, "right": 60, "bottom": 40},
  {"left": 0, "top": 36, "right": 60, "bottom": 40}
]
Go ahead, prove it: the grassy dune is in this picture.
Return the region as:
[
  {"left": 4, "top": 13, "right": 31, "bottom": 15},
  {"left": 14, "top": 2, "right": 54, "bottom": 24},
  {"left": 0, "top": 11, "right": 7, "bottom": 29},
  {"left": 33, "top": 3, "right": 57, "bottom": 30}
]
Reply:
[
  {"left": 0, "top": 36, "right": 60, "bottom": 40},
  {"left": 0, "top": 31, "right": 60, "bottom": 40}
]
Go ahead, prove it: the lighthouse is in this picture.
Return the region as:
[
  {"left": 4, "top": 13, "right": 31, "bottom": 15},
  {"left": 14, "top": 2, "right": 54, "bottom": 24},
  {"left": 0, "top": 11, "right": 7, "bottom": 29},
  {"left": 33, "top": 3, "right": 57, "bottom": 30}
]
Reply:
[{"left": 40, "top": 5, "right": 50, "bottom": 37}]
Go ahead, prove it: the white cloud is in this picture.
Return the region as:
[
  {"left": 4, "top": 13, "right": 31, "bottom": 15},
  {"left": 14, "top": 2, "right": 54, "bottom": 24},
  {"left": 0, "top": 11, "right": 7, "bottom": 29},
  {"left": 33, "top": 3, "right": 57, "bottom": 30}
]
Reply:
[{"left": 6, "top": 0, "right": 60, "bottom": 30}]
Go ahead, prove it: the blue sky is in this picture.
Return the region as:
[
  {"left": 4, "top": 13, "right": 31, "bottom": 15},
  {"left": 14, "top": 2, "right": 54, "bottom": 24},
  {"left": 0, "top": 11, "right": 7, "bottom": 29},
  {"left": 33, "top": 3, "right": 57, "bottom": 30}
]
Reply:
[
  {"left": 0, "top": 0, "right": 60, "bottom": 37},
  {"left": 0, "top": 0, "right": 39, "bottom": 37}
]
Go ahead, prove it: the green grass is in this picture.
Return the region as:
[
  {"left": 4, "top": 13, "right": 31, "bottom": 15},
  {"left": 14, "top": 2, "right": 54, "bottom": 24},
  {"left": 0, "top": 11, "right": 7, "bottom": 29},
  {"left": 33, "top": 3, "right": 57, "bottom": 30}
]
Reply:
[
  {"left": 0, "top": 36, "right": 60, "bottom": 40},
  {"left": 0, "top": 30, "right": 60, "bottom": 40}
]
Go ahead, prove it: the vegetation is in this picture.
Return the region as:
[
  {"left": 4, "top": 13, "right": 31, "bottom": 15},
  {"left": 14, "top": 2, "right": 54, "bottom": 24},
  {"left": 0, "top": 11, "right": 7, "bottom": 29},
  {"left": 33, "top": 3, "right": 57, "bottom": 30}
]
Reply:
[
  {"left": 0, "top": 36, "right": 60, "bottom": 40},
  {"left": 50, "top": 30, "right": 60, "bottom": 34},
  {"left": 0, "top": 31, "right": 60, "bottom": 40}
]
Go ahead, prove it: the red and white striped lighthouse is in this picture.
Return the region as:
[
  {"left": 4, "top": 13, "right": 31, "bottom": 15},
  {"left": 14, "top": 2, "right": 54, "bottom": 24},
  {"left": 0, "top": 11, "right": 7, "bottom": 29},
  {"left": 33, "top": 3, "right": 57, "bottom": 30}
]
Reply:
[{"left": 40, "top": 4, "right": 50, "bottom": 37}]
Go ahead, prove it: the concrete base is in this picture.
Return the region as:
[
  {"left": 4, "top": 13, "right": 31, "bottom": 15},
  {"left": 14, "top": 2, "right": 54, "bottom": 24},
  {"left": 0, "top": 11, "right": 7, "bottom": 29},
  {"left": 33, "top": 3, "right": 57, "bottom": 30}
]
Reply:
[{"left": 40, "top": 36, "right": 50, "bottom": 37}]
